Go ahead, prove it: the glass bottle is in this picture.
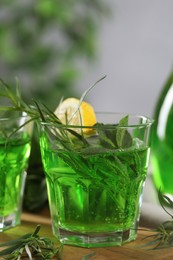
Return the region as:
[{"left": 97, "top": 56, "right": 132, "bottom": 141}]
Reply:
[{"left": 151, "top": 69, "right": 173, "bottom": 196}]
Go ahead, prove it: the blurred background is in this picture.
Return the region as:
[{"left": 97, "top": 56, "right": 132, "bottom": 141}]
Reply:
[
  {"left": 74, "top": 0, "right": 173, "bottom": 118},
  {"left": 1, "top": 0, "right": 173, "bottom": 115},
  {"left": 0, "top": 0, "right": 173, "bottom": 225}
]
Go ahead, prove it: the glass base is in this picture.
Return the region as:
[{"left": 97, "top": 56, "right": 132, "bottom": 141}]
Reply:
[
  {"left": 57, "top": 228, "right": 137, "bottom": 248},
  {"left": 0, "top": 212, "right": 20, "bottom": 232}
]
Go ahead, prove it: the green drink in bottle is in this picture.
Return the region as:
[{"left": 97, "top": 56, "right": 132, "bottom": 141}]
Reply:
[{"left": 151, "top": 70, "right": 173, "bottom": 195}]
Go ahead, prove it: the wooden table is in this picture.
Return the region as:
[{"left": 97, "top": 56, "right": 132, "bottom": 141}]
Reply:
[{"left": 0, "top": 212, "right": 172, "bottom": 260}]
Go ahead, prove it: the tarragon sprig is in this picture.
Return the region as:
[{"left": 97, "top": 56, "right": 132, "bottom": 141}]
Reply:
[
  {"left": 0, "top": 78, "right": 59, "bottom": 124},
  {"left": 0, "top": 225, "right": 62, "bottom": 259},
  {"left": 0, "top": 77, "right": 105, "bottom": 149},
  {"left": 142, "top": 190, "right": 173, "bottom": 249}
]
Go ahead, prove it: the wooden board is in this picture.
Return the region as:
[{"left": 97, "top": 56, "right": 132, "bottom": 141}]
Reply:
[{"left": 0, "top": 213, "right": 172, "bottom": 260}]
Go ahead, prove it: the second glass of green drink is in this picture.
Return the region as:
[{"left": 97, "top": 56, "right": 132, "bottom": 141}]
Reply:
[
  {"left": 0, "top": 111, "right": 32, "bottom": 231},
  {"left": 40, "top": 112, "right": 153, "bottom": 247}
]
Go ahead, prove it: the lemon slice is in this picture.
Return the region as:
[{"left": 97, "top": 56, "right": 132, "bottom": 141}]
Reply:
[{"left": 54, "top": 98, "right": 96, "bottom": 135}]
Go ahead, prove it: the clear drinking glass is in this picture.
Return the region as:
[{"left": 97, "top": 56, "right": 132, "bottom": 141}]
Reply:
[
  {"left": 0, "top": 111, "right": 32, "bottom": 231},
  {"left": 39, "top": 113, "right": 153, "bottom": 247}
]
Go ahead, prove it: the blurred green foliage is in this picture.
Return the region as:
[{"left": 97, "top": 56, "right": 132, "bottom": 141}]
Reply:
[
  {"left": 0, "top": 0, "right": 110, "bottom": 211},
  {"left": 0, "top": 0, "right": 109, "bottom": 109}
]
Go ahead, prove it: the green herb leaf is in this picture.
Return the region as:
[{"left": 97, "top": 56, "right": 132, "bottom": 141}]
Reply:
[
  {"left": 142, "top": 192, "right": 173, "bottom": 250},
  {"left": 116, "top": 115, "right": 128, "bottom": 147},
  {"left": 116, "top": 115, "right": 132, "bottom": 148},
  {"left": 95, "top": 123, "right": 117, "bottom": 149},
  {"left": 121, "top": 129, "right": 133, "bottom": 148},
  {"left": 94, "top": 115, "right": 132, "bottom": 150},
  {"left": 0, "top": 225, "right": 62, "bottom": 259},
  {"left": 158, "top": 190, "right": 173, "bottom": 217}
]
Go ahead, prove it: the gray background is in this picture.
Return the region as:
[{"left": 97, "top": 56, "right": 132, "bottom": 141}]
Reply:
[{"left": 75, "top": 0, "right": 173, "bottom": 118}]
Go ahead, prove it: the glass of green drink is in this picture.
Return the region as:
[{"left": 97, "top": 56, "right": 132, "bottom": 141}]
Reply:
[
  {"left": 40, "top": 112, "right": 153, "bottom": 247},
  {"left": 0, "top": 111, "right": 32, "bottom": 231}
]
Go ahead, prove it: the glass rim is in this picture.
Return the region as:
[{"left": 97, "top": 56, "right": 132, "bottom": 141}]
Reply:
[{"left": 40, "top": 112, "right": 154, "bottom": 129}]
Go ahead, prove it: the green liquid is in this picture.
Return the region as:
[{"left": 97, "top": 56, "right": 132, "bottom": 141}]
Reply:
[
  {"left": 151, "top": 124, "right": 173, "bottom": 194},
  {"left": 151, "top": 71, "right": 173, "bottom": 195},
  {"left": 41, "top": 143, "right": 149, "bottom": 233},
  {"left": 0, "top": 133, "right": 31, "bottom": 216}
]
